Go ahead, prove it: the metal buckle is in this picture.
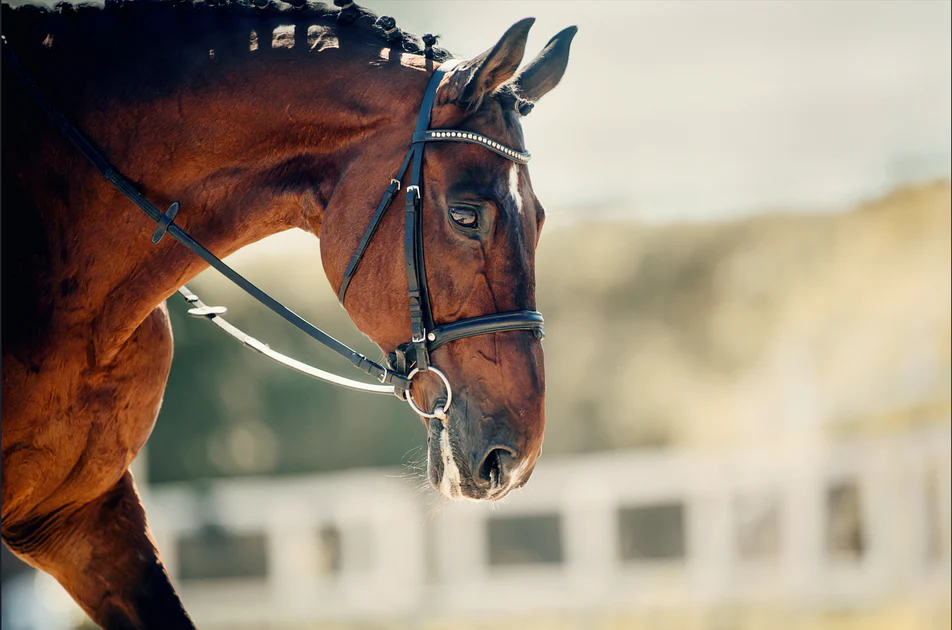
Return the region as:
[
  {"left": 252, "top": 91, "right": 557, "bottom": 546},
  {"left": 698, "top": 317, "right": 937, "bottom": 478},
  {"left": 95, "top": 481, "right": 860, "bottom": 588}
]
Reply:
[
  {"left": 390, "top": 178, "right": 401, "bottom": 190},
  {"left": 404, "top": 366, "right": 452, "bottom": 419}
]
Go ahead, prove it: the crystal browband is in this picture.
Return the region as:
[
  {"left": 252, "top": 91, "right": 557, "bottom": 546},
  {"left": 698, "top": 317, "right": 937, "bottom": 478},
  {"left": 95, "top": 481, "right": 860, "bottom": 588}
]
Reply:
[{"left": 412, "top": 129, "right": 531, "bottom": 164}]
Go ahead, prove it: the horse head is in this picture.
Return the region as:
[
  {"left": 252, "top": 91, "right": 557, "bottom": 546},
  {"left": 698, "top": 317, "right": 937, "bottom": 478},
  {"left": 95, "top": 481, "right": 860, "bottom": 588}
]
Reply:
[{"left": 325, "top": 19, "right": 576, "bottom": 501}]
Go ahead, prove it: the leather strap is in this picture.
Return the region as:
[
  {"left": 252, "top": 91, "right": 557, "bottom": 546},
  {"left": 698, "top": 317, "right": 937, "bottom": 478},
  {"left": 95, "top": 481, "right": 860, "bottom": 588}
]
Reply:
[
  {"left": 177, "top": 286, "right": 395, "bottom": 395},
  {"left": 428, "top": 310, "right": 544, "bottom": 352},
  {"left": 404, "top": 184, "right": 429, "bottom": 370},
  {"left": 401, "top": 60, "right": 459, "bottom": 369},
  {"left": 336, "top": 150, "right": 412, "bottom": 304}
]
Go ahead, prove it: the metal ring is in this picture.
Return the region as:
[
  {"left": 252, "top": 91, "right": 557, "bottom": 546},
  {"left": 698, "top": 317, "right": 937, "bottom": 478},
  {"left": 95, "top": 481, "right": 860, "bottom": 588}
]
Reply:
[{"left": 404, "top": 366, "right": 452, "bottom": 419}]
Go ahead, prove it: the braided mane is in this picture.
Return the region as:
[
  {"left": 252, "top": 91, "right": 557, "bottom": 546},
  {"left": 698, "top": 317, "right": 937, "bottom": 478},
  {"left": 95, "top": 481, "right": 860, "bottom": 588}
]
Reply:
[{"left": 1, "top": 0, "right": 453, "bottom": 76}]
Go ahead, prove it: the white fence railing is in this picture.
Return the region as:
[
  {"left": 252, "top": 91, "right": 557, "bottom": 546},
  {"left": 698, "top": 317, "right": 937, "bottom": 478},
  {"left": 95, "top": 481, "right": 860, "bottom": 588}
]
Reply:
[{"left": 144, "top": 426, "right": 951, "bottom": 628}]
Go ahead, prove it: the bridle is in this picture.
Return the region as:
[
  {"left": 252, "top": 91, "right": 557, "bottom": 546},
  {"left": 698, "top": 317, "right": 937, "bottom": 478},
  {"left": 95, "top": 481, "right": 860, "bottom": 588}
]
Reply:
[
  {"left": 336, "top": 59, "right": 544, "bottom": 416},
  {"left": 2, "top": 40, "right": 544, "bottom": 419}
]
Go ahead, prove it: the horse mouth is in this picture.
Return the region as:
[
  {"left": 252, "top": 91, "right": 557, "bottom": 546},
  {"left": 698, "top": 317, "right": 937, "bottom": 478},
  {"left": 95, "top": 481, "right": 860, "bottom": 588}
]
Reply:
[{"left": 425, "top": 417, "right": 516, "bottom": 502}]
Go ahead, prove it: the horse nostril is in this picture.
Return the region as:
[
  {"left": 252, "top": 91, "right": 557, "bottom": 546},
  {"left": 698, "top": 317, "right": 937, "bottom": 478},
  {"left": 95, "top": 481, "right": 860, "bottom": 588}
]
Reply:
[{"left": 477, "top": 447, "right": 515, "bottom": 490}]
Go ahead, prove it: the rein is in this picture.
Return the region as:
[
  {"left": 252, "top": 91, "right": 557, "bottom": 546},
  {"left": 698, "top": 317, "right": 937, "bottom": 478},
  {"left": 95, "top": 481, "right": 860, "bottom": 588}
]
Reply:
[{"left": 2, "top": 39, "right": 544, "bottom": 417}]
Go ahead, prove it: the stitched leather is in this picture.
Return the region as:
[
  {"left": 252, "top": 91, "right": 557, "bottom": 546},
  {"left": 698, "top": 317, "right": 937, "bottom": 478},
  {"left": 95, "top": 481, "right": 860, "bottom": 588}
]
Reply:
[{"left": 428, "top": 311, "right": 544, "bottom": 352}]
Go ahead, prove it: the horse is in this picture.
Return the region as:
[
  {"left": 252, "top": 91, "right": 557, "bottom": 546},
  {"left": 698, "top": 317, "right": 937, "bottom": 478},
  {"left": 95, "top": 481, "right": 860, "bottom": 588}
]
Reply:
[{"left": 1, "top": 1, "right": 575, "bottom": 627}]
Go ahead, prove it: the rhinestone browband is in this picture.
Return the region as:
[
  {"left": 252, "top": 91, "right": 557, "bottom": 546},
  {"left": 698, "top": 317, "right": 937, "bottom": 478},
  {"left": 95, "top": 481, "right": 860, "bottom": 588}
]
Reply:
[{"left": 412, "top": 129, "right": 531, "bottom": 165}]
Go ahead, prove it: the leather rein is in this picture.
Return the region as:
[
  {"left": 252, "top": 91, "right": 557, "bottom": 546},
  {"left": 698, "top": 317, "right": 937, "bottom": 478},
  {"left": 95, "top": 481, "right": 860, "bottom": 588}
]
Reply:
[{"left": 2, "top": 42, "right": 544, "bottom": 418}]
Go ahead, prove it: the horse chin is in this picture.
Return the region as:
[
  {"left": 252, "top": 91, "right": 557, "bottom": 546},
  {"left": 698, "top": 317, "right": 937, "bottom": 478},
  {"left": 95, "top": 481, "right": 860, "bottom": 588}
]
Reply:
[{"left": 425, "top": 417, "right": 515, "bottom": 502}]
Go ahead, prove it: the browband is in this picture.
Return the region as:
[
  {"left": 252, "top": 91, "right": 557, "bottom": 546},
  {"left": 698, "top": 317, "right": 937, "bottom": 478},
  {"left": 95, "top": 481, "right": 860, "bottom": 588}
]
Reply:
[{"left": 411, "top": 130, "right": 531, "bottom": 164}]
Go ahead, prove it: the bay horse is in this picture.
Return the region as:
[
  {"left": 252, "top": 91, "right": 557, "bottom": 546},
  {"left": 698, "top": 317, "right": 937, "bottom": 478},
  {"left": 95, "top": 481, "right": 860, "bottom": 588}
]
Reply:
[{"left": 1, "top": 1, "right": 575, "bottom": 627}]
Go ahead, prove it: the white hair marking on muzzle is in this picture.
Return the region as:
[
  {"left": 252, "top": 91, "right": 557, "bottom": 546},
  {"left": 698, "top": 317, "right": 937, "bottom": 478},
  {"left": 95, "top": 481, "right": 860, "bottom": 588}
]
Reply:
[{"left": 438, "top": 419, "right": 462, "bottom": 499}]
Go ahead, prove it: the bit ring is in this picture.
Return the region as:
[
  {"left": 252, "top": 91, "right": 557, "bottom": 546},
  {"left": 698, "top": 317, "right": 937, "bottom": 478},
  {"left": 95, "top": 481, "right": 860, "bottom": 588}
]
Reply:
[{"left": 404, "top": 366, "right": 452, "bottom": 419}]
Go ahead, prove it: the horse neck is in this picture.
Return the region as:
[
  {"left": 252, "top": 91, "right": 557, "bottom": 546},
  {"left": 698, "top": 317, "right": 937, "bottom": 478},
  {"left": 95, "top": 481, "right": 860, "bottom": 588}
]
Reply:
[{"left": 10, "top": 43, "right": 426, "bottom": 363}]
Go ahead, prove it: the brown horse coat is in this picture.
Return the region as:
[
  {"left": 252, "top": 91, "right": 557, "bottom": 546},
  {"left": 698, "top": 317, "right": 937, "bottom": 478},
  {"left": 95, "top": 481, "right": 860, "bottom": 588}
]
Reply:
[{"left": 2, "top": 2, "right": 574, "bottom": 627}]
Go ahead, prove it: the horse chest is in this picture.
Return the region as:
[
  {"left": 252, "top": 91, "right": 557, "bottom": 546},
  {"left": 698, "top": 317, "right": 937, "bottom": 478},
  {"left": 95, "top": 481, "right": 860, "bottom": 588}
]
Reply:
[{"left": 1, "top": 305, "right": 173, "bottom": 521}]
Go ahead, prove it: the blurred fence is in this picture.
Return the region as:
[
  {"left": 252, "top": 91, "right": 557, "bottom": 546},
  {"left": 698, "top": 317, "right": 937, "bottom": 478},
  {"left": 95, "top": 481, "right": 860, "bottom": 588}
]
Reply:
[{"left": 142, "top": 424, "right": 951, "bottom": 630}]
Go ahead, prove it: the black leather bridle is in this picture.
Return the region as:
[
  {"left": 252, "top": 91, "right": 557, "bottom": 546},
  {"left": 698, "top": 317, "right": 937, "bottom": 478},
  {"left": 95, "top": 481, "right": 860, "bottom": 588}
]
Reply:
[
  {"left": 3, "top": 40, "right": 544, "bottom": 418},
  {"left": 337, "top": 59, "right": 544, "bottom": 416}
]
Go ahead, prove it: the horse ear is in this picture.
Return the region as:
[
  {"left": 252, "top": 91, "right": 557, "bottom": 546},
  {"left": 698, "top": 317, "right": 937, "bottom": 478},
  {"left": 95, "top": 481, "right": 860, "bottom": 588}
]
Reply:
[
  {"left": 442, "top": 17, "right": 535, "bottom": 109},
  {"left": 510, "top": 26, "right": 577, "bottom": 103}
]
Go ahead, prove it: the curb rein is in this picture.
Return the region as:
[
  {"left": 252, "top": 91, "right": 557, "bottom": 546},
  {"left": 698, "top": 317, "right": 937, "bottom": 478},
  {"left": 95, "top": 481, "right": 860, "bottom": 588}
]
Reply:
[{"left": 2, "top": 41, "right": 544, "bottom": 418}]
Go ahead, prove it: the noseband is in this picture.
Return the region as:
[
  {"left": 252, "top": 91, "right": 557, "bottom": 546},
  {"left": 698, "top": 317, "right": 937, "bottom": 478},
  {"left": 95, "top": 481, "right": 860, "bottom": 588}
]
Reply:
[
  {"left": 3, "top": 42, "right": 544, "bottom": 419},
  {"left": 337, "top": 60, "right": 544, "bottom": 417}
]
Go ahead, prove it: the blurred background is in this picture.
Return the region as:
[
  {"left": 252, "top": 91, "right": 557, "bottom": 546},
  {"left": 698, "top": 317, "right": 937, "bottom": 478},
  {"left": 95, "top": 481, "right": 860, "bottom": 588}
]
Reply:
[{"left": 2, "top": 1, "right": 950, "bottom": 629}]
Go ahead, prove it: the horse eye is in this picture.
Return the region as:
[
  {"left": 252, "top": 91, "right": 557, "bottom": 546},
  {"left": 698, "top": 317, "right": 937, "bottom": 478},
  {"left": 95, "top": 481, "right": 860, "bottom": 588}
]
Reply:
[{"left": 449, "top": 207, "right": 478, "bottom": 228}]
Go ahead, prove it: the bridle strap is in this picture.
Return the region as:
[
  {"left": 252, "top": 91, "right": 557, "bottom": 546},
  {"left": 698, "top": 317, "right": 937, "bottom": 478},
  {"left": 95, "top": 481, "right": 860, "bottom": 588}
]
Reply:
[
  {"left": 402, "top": 61, "right": 544, "bottom": 377},
  {"left": 411, "top": 130, "right": 531, "bottom": 164},
  {"left": 428, "top": 310, "right": 545, "bottom": 352},
  {"left": 403, "top": 60, "right": 458, "bottom": 368},
  {"left": 176, "top": 286, "right": 395, "bottom": 395},
  {"left": 335, "top": 150, "right": 412, "bottom": 303}
]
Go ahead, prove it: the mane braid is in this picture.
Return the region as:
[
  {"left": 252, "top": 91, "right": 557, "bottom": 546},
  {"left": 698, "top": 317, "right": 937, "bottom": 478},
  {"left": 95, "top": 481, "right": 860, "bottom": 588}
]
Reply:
[{"left": 1, "top": 0, "right": 453, "bottom": 65}]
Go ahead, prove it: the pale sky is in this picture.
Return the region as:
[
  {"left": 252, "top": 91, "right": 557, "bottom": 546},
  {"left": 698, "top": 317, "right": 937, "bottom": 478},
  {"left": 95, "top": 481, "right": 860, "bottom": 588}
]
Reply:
[{"left": 13, "top": 0, "right": 951, "bottom": 225}]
